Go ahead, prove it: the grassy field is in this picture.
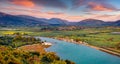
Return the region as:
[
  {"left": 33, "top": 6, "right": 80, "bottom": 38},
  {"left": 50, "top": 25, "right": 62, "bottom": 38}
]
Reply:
[{"left": 0, "top": 27, "right": 120, "bottom": 50}]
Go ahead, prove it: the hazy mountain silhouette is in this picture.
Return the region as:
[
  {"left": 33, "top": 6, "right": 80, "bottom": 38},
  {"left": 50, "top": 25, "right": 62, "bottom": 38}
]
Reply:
[{"left": 0, "top": 12, "right": 120, "bottom": 27}]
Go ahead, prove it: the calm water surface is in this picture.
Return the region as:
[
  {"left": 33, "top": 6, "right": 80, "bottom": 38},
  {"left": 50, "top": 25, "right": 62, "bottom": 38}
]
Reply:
[{"left": 39, "top": 37, "right": 120, "bottom": 64}]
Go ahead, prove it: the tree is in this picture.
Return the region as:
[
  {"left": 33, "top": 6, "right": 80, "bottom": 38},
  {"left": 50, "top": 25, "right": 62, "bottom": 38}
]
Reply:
[
  {"left": 65, "top": 60, "right": 75, "bottom": 64},
  {"left": 116, "top": 42, "right": 120, "bottom": 49}
]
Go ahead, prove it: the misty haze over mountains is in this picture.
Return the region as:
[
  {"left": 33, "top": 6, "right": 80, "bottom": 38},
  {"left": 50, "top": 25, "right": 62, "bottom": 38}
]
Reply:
[{"left": 0, "top": 12, "right": 120, "bottom": 27}]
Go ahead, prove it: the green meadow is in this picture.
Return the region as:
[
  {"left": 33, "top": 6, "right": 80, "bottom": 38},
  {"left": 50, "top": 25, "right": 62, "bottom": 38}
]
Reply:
[{"left": 0, "top": 27, "right": 120, "bottom": 49}]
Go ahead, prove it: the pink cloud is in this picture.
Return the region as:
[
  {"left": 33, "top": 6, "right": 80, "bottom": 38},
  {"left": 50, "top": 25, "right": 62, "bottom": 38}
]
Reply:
[
  {"left": 11, "top": 0, "right": 35, "bottom": 8},
  {"left": 89, "top": 14, "right": 120, "bottom": 21},
  {"left": 88, "top": 2, "right": 114, "bottom": 11},
  {"left": 46, "top": 11, "right": 64, "bottom": 15}
]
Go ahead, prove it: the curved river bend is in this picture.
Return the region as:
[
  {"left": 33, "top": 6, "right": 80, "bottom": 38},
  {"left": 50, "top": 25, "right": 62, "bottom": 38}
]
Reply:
[{"left": 39, "top": 37, "right": 120, "bottom": 64}]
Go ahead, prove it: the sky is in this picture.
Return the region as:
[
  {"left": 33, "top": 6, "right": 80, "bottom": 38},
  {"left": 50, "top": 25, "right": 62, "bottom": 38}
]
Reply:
[{"left": 0, "top": 0, "right": 120, "bottom": 22}]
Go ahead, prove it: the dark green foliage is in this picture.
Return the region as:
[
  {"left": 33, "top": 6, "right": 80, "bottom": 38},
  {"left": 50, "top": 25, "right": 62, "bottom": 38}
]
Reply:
[
  {"left": 116, "top": 42, "right": 120, "bottom": 49},
  {"left": 74, "top": 38, "right": 81, "bottom": 42},
  {"left": 0, "top": 36, "right": 13, "bottom": 45},
  {"left": 65, "top": 60, "right": 75, "bottom": 64},
  {"left": 29, "top": 52, "right": 40, "bottom": 56},
  {"left": 41, "top": 52, "right": 60, "bottom": 63},
  {"left": 0, "top": 34, "right": 42, "bottom": 48}
]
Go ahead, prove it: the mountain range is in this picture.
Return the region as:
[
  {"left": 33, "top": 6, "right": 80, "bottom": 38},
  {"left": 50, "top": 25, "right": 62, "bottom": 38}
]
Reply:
[{"left": 0, "top": 12, "right": 120, "bottom": 27}]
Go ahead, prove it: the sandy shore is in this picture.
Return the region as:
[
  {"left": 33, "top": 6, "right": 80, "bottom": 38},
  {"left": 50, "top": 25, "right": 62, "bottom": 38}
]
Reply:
[{"left": 54, "top": 37, "right": 120, "bottom": 57}]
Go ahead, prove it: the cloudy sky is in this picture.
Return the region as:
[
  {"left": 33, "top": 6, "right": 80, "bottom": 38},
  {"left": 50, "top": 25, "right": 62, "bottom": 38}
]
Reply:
[{"left": 0, "top": 0, "right": 120, "bottom": 22}]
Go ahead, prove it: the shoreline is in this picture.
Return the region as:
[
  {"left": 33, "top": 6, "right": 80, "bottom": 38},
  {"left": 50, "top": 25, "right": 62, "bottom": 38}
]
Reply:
[
  {"left": 17, "top": 43, "right": 52, "bottom": 54},
  {"left": 54, "top": 37, "right": 120, "bottom": 57}
]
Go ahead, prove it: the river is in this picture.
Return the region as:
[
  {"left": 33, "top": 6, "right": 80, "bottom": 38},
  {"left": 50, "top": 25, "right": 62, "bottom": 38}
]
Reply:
[{"left": 39, "top": 37, "right": 120, "bottom": 64}]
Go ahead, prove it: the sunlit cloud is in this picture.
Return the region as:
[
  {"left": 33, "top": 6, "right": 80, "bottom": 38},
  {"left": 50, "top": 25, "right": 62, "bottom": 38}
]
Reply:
[
  {"left": 65, "top": 16, "right": 85, "bottom": 21},
  {"left": 0, "top": 0, "right": 120, "bottom": 22},
  {"left": 73, "top": 0, "right": 118, "bottom": 11},
  {"left": 87, "top": 2, "right": 116, "bottom": 11},
  {"left": 11, "top": 0, "right": 35, "bottom": 7},
  {"left": 93, "top": 14, "right": 120, "bottom": 21},
  {"left": 46, "top": 11, "right": 64, "bottom": 15}
]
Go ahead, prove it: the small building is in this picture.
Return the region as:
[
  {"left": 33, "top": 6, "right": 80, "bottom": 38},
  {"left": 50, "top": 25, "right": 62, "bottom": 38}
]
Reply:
[
  {"left": 111, "top": 32, "right": 120, "bottom": 34},
  {"left": 42, "top": 42, "right": 52, "bottom": 45}
]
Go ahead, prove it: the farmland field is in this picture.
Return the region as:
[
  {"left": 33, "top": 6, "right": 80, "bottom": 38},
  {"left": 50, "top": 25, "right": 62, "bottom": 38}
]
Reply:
[{"left": 0, "top": 27, "right": 120, "bottom": 50}]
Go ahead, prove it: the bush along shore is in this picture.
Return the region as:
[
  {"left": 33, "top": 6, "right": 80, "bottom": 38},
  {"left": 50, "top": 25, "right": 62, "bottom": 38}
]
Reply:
[
  {"left": 54, "top": 37, "right": 120, "bottom": 57},
  {"left": 0, "top": 33, "right": 75, "bottom": 64}
]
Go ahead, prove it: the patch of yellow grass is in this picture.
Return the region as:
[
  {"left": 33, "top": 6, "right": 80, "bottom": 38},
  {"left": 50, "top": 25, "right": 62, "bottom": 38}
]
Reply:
[
  {"left": 1, "top": 31, "right": 33, "bottom": 35},
  {"left": 3, "top": 31, "right": 15, "bottom": 35}
]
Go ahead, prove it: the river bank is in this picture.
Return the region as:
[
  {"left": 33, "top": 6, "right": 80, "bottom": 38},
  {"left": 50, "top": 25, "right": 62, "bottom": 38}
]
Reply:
[
  {"left": 17, "top": 42, "right": 52, "bottom": 54},
  {"left": 53, "top": 37, "right": 120, "bottom": 57},
  {"left": 17, "top": 44, "right": 46, "bottom": 54}
]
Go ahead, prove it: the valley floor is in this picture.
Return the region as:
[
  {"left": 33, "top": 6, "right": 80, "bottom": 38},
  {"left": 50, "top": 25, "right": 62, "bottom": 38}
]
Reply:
[{"left": 0, "top": 27, "right": 120, "bottom": 58}]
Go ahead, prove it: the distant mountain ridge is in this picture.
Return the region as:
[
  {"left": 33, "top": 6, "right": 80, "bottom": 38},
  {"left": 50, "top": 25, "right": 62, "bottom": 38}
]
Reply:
[
  {"left": 0, "top": 12, "right": 49, "bottom": 26},
  {"left": 0, "top": 12, "right": 120, "bottom": 27}
]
